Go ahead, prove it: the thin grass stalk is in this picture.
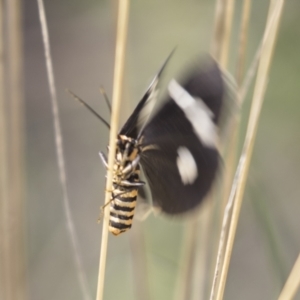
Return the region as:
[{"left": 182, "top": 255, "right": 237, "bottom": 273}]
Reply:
[
  {"left": 208, "top": 0, "right": 231, "bottom": 291},
  {"left": 251, "top": 194, "right": 286, "bottom": 285},
  {"left": 236, "top": 0, "right": 251, "bottom": 86},
  {"left": 238, "top": 20, "right": 273, "bottom": 106},
  {"left": 174, "top": 0, "right": 235, "bottom": 290},
  {"left": 212, "top": 1, "right": 285, "bottom": 299},
  {"left": 237, "top": 7, "right": 286, "bottom": 284},
  {"left": 278, "top": 253, "right": 300, "bottom": 300},
  {"left": 222, "top": 0, "right": 252, "bottom": 213},
  {"left": 219, "top": 0, "right": 235, "bottom": 69},
  {"left": 174, "top": 188, "right": 215, "bottom": 299},
  {"left": 36, "top": 1, "right": 91, "bottom": 299},
  {"left": 221, "top": 126, "right": 238, "bottom": 200},
  {"left": 96, "top": 1, "right": 130, "bottom": 299},
  {"left": 0, "top": 1, "right": 10, "bottom": 299},
  {"left": 211, "top": 0, "right": 226, "bottom": 59},
  {"left": 3, "top": 0, "right": 27, "bottom": 299},
  {"left": 210, "top": 2, "right": 286, "bottom": 299},
  {"left": 176, "top": 2, "right": 232, "bottom": 296},
  {"left": 206, "top": 188, "right": 225, "bottom": 299},
  {"left": 129, "top": 226, "right": 150, "bottom": 300},
  {"left": 191, "top": 202, "right": 213, "bottom": 300},
  {"left": 209, "top": 0, "right": 236, "bottom": 292},
  {"left": 174, "top": 218, "right": 198, "bottom": 300}
]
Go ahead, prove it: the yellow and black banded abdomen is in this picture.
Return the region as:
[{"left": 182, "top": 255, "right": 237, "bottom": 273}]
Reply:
[{"left": 109, "top": 188, "right": 138, "bottom": 236}]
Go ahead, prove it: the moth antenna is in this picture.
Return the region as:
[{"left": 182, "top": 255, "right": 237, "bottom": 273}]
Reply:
[
  {"left": 158, "top": 47, "right": 177, "bottom": 76},
  {"left": 100, "top": 86, "right": 111, "bottom": 113},
  {"left": 66, "top": 89, "right": 110, "bottom": 129}
]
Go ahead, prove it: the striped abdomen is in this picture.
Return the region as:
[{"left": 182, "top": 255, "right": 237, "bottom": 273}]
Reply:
[{"left": 109, "top": 186, "right": 138, "bottom": 236}]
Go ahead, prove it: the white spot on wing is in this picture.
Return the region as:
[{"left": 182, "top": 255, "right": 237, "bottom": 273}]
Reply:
[
  {"left": 176, "top": 146, "right": 198, "bottom": 185},
  {"left": 168, "top": 79, "right": 217, "bottom": 148}
]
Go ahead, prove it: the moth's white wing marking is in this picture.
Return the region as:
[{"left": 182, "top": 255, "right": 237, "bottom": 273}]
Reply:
[
  {"left": 168, "top": 79, "right": 217, "bottom": 148},
  {"left": 176, "top": 146, "right": 198, "bottom": 185}
]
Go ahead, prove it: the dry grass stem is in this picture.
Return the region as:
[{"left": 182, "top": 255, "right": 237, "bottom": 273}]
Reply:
[
  {"left": 210, "top": 1, "right": 285, "bottom": 299},
  {"left": 129, "top": 226, "right": 150, "bottom": 300},
  {"left": 0, "top": 1, "right": 10, "bottom": 299},
  {"left": 278, "top": 253, "right": 300, "bottom": 300},
  {"left": 221, "top": 0, "right": 252, "bottom": 217},
  {"left": 0, "top": 1, "right": 27, "bottom": 299},
  {"left": 209, "top": 156, "right": 242, "bottom": 300},
  {"left": 174, "top": 219, "right": 198, "bottom": 300},
  {"left": 36, "top": 1, "right": 91, "bottom": 299},
  {"left": 236, "top": 0, "right": 251, "bottom": 86},
  {"left": 210, "top": 0, "right": 236, "bottom": 295},
  {"left": 96, "top": 1, "right": 130, "bottom": 299},
  {"left": 219, "top": 0, "right": 235, "bottom": 68},
  {"left": 191, "top": 204, "right": 212, "bottom": 300},
  {"left": 238, "top": 0, "right": 282, "bottom": 105},
  {"left": 211, "top": 0, "right": 226, "bottom": 59}
]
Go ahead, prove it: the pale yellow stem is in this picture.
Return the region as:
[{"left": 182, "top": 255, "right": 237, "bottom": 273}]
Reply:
[
  {"left": 278, "top": 253, "right": 300, "bottom": 300},
  {"left": 96, "top": 1, "right": 130, "bottom": 299},
  {"left": 212, "top": 1, "right": 285, "bottom": 300}
]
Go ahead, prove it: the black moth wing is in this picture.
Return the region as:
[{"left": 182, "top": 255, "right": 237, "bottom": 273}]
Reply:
[
  {"left": 139, "top": 57, "right": 224, "bottom": 214},
  {"left": 119, "top": 51, "right": 174, "bottom": 138}
]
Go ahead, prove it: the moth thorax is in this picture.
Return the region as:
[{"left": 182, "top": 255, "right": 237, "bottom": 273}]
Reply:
[{"left": 115, "top": 135, "right": 140, "bottom": 178}]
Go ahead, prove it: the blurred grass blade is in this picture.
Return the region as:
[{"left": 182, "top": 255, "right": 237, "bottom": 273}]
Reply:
[
  {"left": 251, "top": 192, "right": 286, "bottom": 285},
  {"left": 219, "top": 0, "right": 235, "bottom": 68},
  {"left": 191, "top": 202, "right": 213, "bottom": 300},
  {"left": 0, "top": 1, "right": 11, "bottom": 299},
  {"left": 236, "top": 0, "right": 251, "bottom": 86},
  {"left": 0, "top": 2, "right": 10, "bottom": 299},
  {"left": 210, "top": 1, "right": 285, "bottom": 299},
  {"left": 211, "top": 0, "right": 235, "bottom": 68},
  {"left": 96, "top": 1, "right": 130, "bottom": 299},
  {"left": 278, "top": 253, "right": 300, "bottom": 300},
  {"left": 0, "top": 0, "right": 27, "bottom": 299},
  {"left": 221, "top": 0, "right": 252, "bottom": 225},
  {"left": 36, "top": 1, "right": 91, "bottom": 299},
  {"left": 209, "top": 1, "right": 237, "bottom": 298},
  {"left": 174, "top": 218, "right": 198, "bottom": 300},
  {"left": 211, "top": 0, "right": 226, "bottom": 59},
  {"left": 129, "top": 226, "right": 150, "bottom": 300}
]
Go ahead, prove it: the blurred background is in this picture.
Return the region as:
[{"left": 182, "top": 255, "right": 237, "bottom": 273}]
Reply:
[{"left": 5, "top": 0, "right": 300, "bottom": 299}]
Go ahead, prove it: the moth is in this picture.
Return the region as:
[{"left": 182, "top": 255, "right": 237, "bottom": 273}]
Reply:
[{"left": 71, "top": 54, "right": 225, "bottom": 236}]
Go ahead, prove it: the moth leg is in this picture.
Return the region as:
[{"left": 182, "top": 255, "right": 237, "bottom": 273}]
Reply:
[
  {"left": 120, "top": 180, "right": 145, "bottom": 187},
  {"left": 98, "top": 188, "right": 136, "bottom": 222},
  {"left": 99, "top": 151, "right": 108, "bottom": 168},
  {"left": 98, "top": 198, "right": 114, "bottom": 223},
  {"left": 122, "top": 155, "right": 140, "bottom": 175},
  {"left": 121, "top": 142, "right": 131, "bottom": 166}
]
